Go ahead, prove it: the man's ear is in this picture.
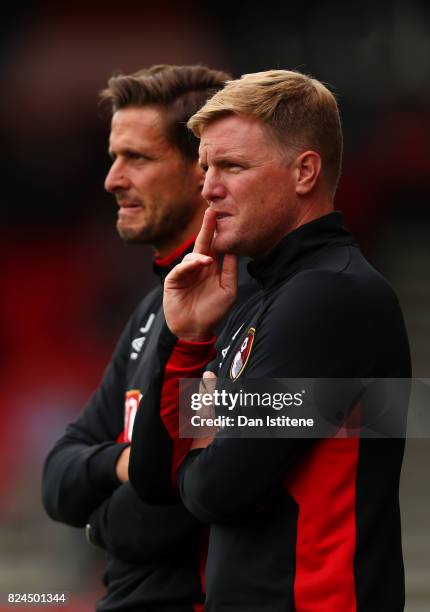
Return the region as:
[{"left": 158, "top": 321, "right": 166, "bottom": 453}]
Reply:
[{"left": 294, "top": 150, "right": 322, "bottom": 195}]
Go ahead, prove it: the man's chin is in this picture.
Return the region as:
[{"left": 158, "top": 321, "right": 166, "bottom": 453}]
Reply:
[
  {"left": 117, "top": 223, "right": 150, "bottom": 244},
  {"left": 212, "top": 232, "right": 241, "bottom": 256}
]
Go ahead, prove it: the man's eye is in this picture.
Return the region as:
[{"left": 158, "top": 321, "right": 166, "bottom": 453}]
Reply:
[{"left": 128, "top": 152, "right": 150, "bottom": 161}]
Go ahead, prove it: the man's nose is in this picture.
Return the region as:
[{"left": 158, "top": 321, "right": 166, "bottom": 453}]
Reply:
[
  {"left": 104, "top": 159, "right": 130, "bottom": 193},
  {"left": 201, "top": 169, "right": 227, "bottom": 203}
]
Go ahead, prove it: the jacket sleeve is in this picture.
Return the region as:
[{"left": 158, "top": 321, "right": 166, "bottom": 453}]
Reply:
[
  {"left": 178, "top": 271, "right": 377, "bottom": 523},
  {"left": 129, "top": 327, "right": 216, "bottom": 504},
  {"left": 41, "top": 313, "right": 134, "bottom": 527},
  {"left": 87, "top": 481, "right": 201, "bottom": 563},
  {"left": 128, "top": 275, "right": 258, "bottom": 505}
]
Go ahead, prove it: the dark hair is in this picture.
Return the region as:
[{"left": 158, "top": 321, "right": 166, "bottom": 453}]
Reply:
[{"left": 100, "top": 64, "right": 231, "bottom": 160}]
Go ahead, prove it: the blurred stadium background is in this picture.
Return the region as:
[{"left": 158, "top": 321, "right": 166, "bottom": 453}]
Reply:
[{"left": 1, "top": 1, "right": 429, "bottom": 610}]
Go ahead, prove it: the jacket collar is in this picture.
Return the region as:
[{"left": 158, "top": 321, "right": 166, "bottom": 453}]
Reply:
[
  {"left": 153, "top": 236, "right": 196, "bottom": 280},
  {"left": 247, "top": 212, "right": 354, "bottom": 289}
]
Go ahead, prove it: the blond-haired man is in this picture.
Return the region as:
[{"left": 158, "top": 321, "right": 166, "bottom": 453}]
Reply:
[{"left": 130, "top": 70, "right": 410, "bottom": 611}]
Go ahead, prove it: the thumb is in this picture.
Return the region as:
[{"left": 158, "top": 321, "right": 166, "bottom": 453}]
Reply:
[
  {"left": 203, "top": 370, "right": 217, "bottom": 380},
  {"left": 201, "top": 369, "right": 217, "bottom": 394},
  {"left": 220, "top": 254, "right": 238, "bottom": 296}
]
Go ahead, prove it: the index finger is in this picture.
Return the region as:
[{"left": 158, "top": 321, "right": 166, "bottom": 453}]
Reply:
[{"left": 193, "top": 208, "right": 217, "bottom": 255}]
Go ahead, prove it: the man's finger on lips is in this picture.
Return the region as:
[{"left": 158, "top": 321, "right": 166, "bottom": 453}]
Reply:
[{"left": 193, "top": 208, "right": 217, "bottom": 255}]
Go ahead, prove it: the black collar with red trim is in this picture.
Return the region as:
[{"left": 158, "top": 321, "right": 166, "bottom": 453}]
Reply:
[{"left": 153, "top": 236, "right": 196, "bottom": 280}]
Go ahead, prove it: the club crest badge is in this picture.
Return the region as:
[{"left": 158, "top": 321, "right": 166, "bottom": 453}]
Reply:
[{"left": 229, "top": 327, "right": 255, "bottom": 381}]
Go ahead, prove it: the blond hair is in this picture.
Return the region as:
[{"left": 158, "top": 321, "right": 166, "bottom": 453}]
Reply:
[{"left": 188, "top": 70, "right": 343, "bottom": 192}]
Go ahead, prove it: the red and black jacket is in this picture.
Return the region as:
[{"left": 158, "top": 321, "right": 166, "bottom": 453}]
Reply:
[
  {"left": 42, "top": 239, "right": 212, "bottom": 612},
  {"left": 129, "top": 213, "right": 411, "bottom": 612}
]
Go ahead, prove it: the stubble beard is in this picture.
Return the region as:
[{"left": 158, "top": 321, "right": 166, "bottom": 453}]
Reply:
[
  {"left": 116, "top": 220, "right": 153, "bottom": 245},
  {"left": 213, "top": 229, "right": 243, "bottom": 256},
  {"left": 116, "top": 203, "right": 196, "bottom": 248}
]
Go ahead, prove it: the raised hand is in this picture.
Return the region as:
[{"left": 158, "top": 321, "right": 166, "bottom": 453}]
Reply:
[{"left": 163, "top": 208, "right": 237, "bottom": 341}]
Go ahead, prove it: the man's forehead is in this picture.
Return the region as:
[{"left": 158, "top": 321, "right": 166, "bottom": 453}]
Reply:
[
  {"left": 109, "top": 106, "right": 169, "bottom": 148},
  {"left": 198, "top": 140, "right": 243, "bottom": 158},
  {"left": 111, "top": 105, "right": 163, "bottom": 128},
  {"left": 199, "top": 114, "right": 267, "bottom": 154}
]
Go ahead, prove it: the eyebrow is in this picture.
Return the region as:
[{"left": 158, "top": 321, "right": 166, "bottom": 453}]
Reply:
[
  {"left": 199, "top": 154, "right": 249, "bottom": 169},
  {"left": 108, "top": 146, "right": 153, "bottom": 158}
]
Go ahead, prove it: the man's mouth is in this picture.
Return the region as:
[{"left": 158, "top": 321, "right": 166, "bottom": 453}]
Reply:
[{"left": 117, "top": 201, "right": 143, "bottom": 214}]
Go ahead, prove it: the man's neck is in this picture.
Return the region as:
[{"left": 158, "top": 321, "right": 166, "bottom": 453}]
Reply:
[{"left": 289, "top": 199, "right": 334, "bottom": 235}]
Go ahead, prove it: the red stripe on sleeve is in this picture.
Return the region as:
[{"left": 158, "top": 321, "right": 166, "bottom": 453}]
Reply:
[{"left": 159, "top": 337, "right": 217, "bottom": 487}]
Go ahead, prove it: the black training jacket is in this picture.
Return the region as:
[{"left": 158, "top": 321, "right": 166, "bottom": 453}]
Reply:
[
  {"left": 129, "top": 213, "right": 411, "bottom": 612},
  {"left": 42, "top": 240, "right": 206, "bottom": 612}
]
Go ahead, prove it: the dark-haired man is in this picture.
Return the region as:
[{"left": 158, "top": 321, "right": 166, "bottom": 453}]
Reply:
[{"left": 42, "top": 64, "right": 231, "bottom": 612}]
